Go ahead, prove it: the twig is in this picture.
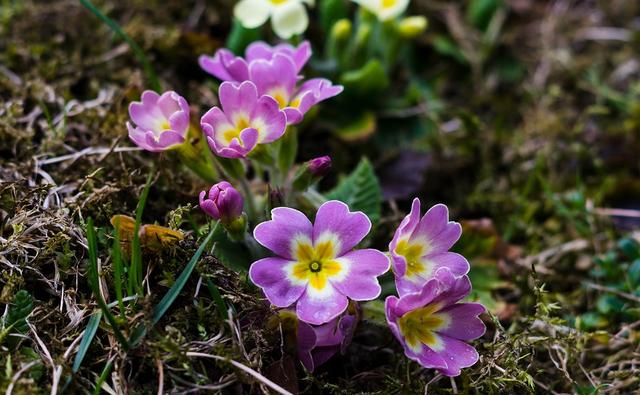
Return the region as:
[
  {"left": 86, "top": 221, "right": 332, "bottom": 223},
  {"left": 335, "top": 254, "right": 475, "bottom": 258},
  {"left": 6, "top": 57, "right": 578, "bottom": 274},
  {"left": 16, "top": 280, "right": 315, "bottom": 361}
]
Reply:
[
  {"left": 6, "top": 361, "right": 41, "bottom": 395},
  {"left": 37, "top": 146, "right": 142, "bottom": 166},
  {"left": 516, "top": 239, "right": 590, "bottom": 274},
  {"left": 590, "top": 207, "right": 640, "bottom": 218},
  {"left": 185, "top": 352, "right": 293, "bottom": 395},
  {"left": 583, "top": 282, "right": 640, "bottom": 303}
]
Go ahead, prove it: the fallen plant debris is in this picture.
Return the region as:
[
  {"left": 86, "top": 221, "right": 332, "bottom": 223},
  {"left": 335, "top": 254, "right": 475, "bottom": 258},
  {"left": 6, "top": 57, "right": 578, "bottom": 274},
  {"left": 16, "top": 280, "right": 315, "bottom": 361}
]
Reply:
[{"left": 1, "top": 0, "right": 640, "bottom": 394}]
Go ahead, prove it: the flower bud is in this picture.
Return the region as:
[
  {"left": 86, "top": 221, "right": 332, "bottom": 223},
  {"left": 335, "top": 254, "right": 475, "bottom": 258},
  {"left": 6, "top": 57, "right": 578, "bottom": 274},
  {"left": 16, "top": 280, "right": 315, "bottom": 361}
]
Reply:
[
  {"left": 398, "top": 16, "right": 428, "bottom": 39},
  {"left": 330, "top": 19, "right": 352, "bottom": 42},
  {"left": 308, "top": 156, "right": 332, "bottom": 177},
  {"left": 293, "top": 156, "right": 332, "bottom": 191},
  {"left": 199, "top": 181, "right": 243, "bottom": 224}
]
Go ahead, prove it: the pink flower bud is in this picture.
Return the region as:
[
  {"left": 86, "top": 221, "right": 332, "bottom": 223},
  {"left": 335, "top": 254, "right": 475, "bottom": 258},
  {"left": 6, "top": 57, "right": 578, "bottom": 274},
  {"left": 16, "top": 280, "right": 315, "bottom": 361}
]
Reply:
[
  {"left": 199, "top": 181, "right": 243, "bottom": 224},
  {"left": 308, "top": 156, "right": 332, "bottom": 177}
]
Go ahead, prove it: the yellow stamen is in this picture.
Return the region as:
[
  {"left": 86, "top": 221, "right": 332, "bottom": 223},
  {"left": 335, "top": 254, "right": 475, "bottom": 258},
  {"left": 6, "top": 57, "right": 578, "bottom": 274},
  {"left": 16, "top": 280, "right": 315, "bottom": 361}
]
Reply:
[
  {"left": 223, "top": 117, "right": 251, "bottom": 144},
  {"left": 291, "top": 240, "right": 342, "bottom": 291},
  {"left": 398, "top": 304, "right": 446, "bottom": 349},
  {"left": 395, "top": 239, "right": 429, "bottom": 277}
]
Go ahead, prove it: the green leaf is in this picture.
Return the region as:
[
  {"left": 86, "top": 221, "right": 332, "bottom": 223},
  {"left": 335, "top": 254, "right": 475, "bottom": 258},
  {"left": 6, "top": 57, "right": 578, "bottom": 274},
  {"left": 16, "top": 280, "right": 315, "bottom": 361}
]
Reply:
[
  {"left": 629, "top": 259, "right": 640, "bottom": 286},
  {"left": 72, "top": 311, "right": 102, "bottom": 373},
  {"left": 467, "top": 261, "right": 505, "bottom": 312},
  {"left": 340, "top": 59, "right": 389, "bottom": 99},
  {"left": 326, "top": 157, "right": 382, "bottom": 223},
  {"left": 152, "top": 223, "right": 219, "bottom": 325},
  {"left": 6, "top": 290, "right": 34, "bottom": 334},
  {"left": 226, "top": 18, "right": 262, "bottom": 54},
  {"left": 79, "top": 0, "right": 160, "bottom": 92},
  {"left": 596, "top": 294, "right": 625, "bottom": 315},
  {"left": 319, "top": 0, "right": 348, "bottom": 33},
  {"left": 466, "top": 0, "right": 501, "bottom": 31},
  {"left": 432, "top": 35, "right": 468, "bottom": 64},
  {"left": 277, "top": 127, "right": 298, "bottom": 176},
  {"left": 211, "top": 223, "right": 253, "bottom": 272},
  {"left": 618, "top": 238, "right": 640, "bottom": 259},
  {"left": 577, "top": 312, "right": 608, "bottom": 330},
  {"left": 130, "top": 223, "right": 219, "bottom": 347},
  {"left": 86, "top": 218, "right": 130, "bottom": 350},
  {"left": 333, "top": 111, "right": 376, "bottom": 141}
]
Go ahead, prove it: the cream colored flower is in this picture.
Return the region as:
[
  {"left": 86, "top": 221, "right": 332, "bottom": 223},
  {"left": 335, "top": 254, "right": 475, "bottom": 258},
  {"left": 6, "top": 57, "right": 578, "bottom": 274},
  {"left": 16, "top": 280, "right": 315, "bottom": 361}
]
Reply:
[
  {"left": 234, "top": 0, "right": 314, "bottom": 39},
  {"left": 354, "top": 0, "right": 410, "bottom": 21}
]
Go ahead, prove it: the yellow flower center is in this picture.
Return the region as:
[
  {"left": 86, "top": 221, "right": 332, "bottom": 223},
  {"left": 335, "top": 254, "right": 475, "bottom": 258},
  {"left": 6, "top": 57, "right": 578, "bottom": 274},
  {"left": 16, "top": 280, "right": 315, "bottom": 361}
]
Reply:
[
  {"left": 268, "top": 87, "right": 290, "bottom": 109},
  {"left": 223, "top": 117, "right": 250, "bottom": 144},
  {"left": 397, "top": 304, "right": 447, "bottom": 350},
  {"left": 270, "top": 0, "right": 288, "bottom": 4},
  {"left": 395, "top": 239, "right": 430, "bottom": 278},
  {"left": 381, "top": 0, "right": 397, "bottom": 9},
  {"left": 291, "top": 239, "right": 343, "bottom": 291}
]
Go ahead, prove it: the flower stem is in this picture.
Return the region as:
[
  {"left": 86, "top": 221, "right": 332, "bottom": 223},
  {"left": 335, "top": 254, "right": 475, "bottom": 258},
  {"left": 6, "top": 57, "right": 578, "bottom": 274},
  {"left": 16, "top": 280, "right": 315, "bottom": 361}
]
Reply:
[{"left": 238, "top": 177, "right": 258, "bottom": 222}]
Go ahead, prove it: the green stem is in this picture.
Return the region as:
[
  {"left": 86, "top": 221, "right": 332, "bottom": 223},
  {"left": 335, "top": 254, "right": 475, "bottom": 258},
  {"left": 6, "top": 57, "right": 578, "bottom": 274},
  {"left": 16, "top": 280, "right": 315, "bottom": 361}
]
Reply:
[{"left": 238, "top": 177, "right": 258, "bottom": 222}]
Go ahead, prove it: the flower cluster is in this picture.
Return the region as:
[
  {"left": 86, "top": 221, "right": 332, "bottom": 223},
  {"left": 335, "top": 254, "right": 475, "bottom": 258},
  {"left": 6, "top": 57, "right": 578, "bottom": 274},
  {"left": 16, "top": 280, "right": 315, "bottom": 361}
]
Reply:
[
  {"left": 385, "top": 198, "right": 485, "bottom": 376},
  {"left": 248, "top": 197, "right": 485, "bottom": 374},
  {"left": 125, "top": 41, "right": 341, "bottom": 160}
]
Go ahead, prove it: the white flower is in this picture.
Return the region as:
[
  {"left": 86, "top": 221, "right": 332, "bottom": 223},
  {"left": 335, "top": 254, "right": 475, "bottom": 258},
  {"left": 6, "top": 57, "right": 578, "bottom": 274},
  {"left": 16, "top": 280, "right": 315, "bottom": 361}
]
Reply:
[
  {"left": 234, "top": 0, "right": 314, "bottom": 39},
  {"left": 353, "top": 0, "right": 410, "bottom": 21}
]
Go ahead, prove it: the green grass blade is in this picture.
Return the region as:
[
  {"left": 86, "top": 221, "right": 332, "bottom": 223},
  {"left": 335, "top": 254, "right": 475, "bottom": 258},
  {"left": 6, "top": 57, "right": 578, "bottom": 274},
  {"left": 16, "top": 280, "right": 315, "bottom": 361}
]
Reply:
[
  {"left": 78, "top": 0, "right": 160, "bottom": 92},
  {"left": 131, "top": 172, "right": 153, "bottom": 294},
  {"left": 72, "top": 310, "right": 102, "bottom": 373},
  {"left": 91, "top": 357, "right": 114, "bottom": 395},
  {"left": 205, "top": 278, "right": 227, "bottom": 321},
  {"left": 86, "top": 218, "right": 130, "bottom": 350},
  {"left": 152, "top": 222, "right": 218, "bottom": 324},
  {"left": 129, "top": 222, "right": 219, "bottom": 347},
  {"left": 112, "top": 229, "right": 125, "bottom": 320}
]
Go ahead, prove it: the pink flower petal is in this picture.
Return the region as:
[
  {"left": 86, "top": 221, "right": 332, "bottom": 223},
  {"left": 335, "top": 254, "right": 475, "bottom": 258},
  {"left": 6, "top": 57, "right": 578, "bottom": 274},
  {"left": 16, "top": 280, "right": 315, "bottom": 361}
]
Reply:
[
  {"left": 312, "top": 200, "right": 371, "bottom": 257},
  {"left": 249, "top": 257, "right": 306, "bottom": 307},
  {"left": 253, "top": 207, "right": 313, "bottom": 259}
]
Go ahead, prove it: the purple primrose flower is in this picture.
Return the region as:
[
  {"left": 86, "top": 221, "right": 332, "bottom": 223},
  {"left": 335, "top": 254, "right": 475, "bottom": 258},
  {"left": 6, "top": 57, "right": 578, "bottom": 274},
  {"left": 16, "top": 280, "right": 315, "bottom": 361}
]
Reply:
[
  {"left": 390, "top": 198, "right": 469, "bottom": 296},
  {"left": 385, "top": 268, "right": 486, "bottom": 377},
  {"left": 199, "top": 181, "right": 244, "bottom": 224},
  {"left": 249, "top": 200, "right": 390, "bottom": 325},
  {"left": 199, "top": 41, "right": 312, "bottom": 82},
  {"left": 297, "top": 306, "right": 358, "bottom": 371},
  {"left": 200, "top": 81, "right": 287, "bottom": 158},
  {"left": 126, "top": 90, "right": 190, "bottom": 152},
  {"left": 248, "top": 53, "right": 343, "bottom": 124}
]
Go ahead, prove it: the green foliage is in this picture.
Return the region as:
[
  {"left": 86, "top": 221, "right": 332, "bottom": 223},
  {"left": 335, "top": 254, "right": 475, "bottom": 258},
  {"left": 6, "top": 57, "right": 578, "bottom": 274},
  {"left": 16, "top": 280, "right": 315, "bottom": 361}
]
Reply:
[
  {"left": 5, "top": 290, "right": 34, "bottom": 334},
  {"left": 467, "top": 0, "right": 502, "bottom": 31},
  {"left": 326, "top": 157, "right": 382, "bottom": 223},
  {"left": 226, "top": 18, "right": 262, "bottom": 54},
  {"left": 210, "top": 222, "right": 253, "bottom": 272},
  {"left": 340, "top": 59, "right": 390, "bottom": 100},
  {"left": 319, "top": 0, "right": 348, "bottom": 33},
  {"left": 578, "top": 237, "right": 640, "bottom": 330}
]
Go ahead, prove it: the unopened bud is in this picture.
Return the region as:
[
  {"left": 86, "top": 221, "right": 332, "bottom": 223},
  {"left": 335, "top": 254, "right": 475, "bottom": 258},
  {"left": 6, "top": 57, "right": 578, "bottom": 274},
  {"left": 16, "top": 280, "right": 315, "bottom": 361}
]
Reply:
[
  {"left": 293, "top": 156, "right": 332, "bottom": 191},
  {"left": 331, "top": 19, "right": 352, "bottom": 42},
  {"left": 398, "top": 16, "right": 428, "bottom": 39},
  {"left": 199, "top": 181, "right": 243, "bottom": 225}
]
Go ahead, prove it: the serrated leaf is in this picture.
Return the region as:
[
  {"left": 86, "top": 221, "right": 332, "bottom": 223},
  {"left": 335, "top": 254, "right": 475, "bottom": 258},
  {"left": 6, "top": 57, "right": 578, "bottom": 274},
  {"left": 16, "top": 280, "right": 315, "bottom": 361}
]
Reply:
[
  {"left": 326, "top": 157, "right": 382, "bottom": 223},
  {"left": 6, "top": 290, "right": 34, "bottom": 334},
  {"left": 211, "top": 224, "right": 252, "bottom": 272}
]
